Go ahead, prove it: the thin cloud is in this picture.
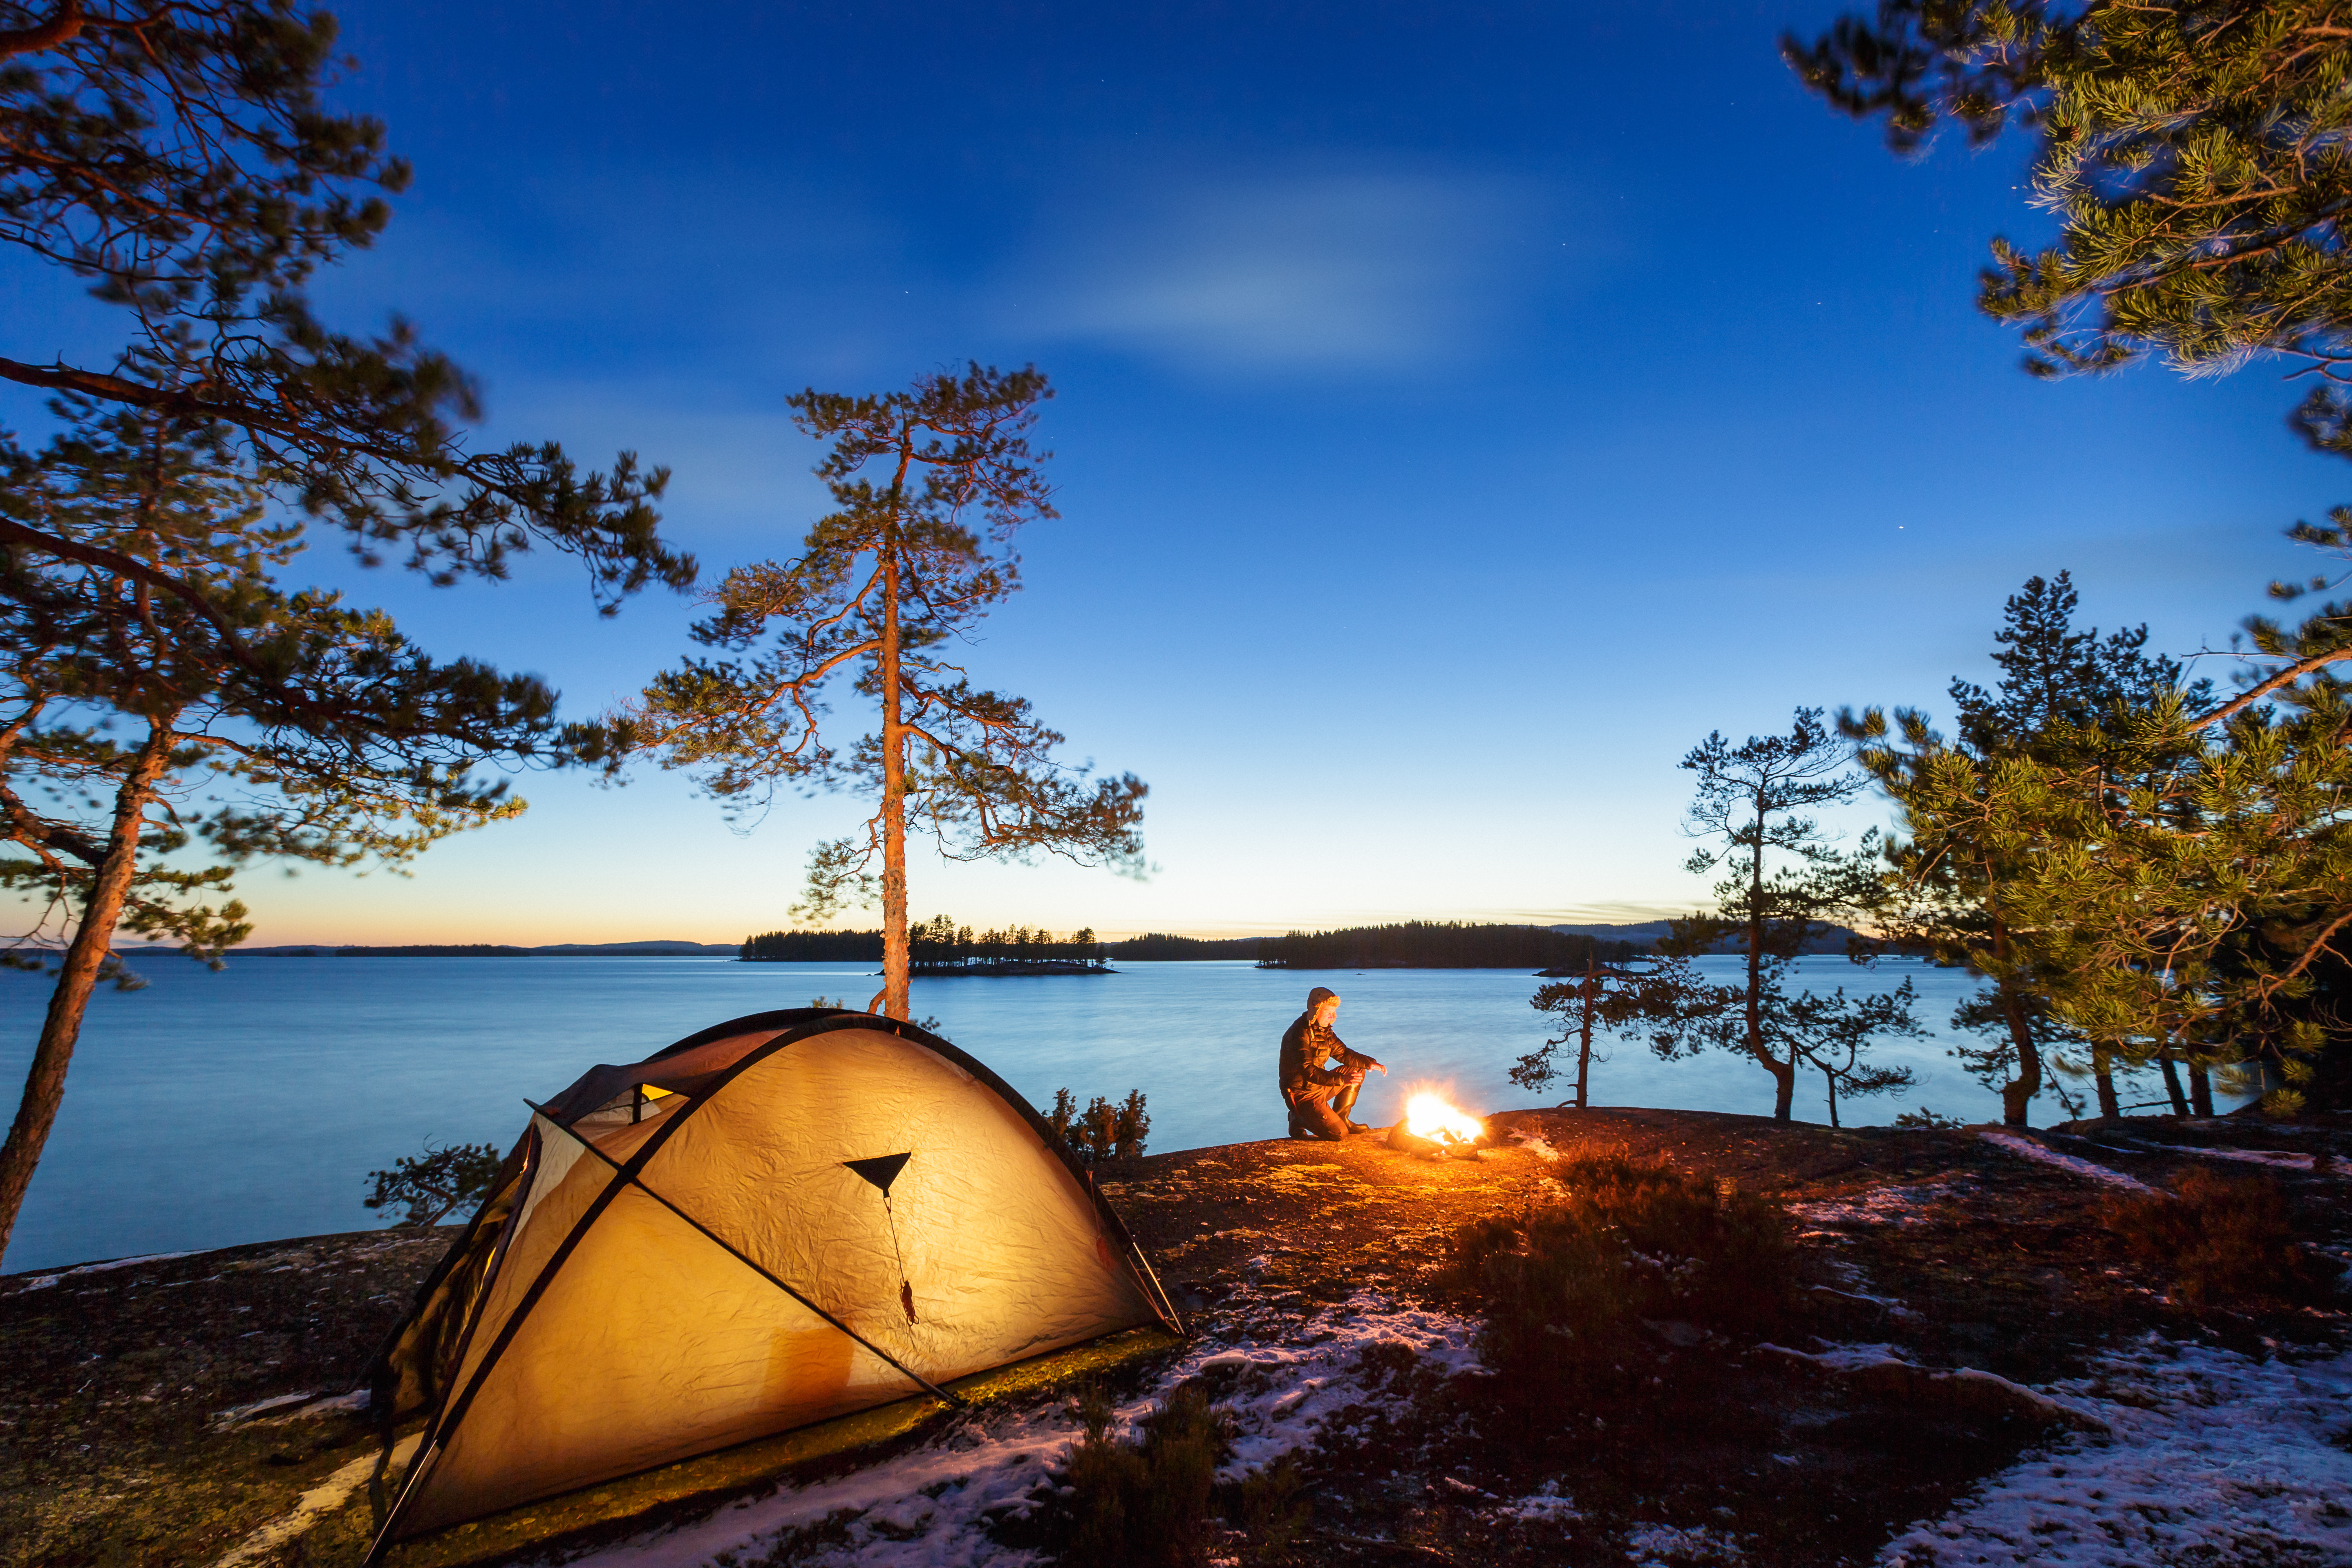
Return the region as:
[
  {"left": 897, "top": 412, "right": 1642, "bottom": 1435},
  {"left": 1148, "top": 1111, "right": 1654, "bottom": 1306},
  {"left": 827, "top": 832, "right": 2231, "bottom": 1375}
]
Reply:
[{"left": 998, "top": 168, "right": 1547, "bottom": 373}]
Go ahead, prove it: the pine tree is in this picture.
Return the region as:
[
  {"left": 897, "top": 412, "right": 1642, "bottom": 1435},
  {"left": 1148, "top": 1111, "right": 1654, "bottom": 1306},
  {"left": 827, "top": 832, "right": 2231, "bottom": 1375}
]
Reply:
[
  {"left": 1625, "top": 709, "right": 1921, "bottom": 1123},
  {"left": 1787, "top": 1, "right": 2352, "bottom": 458},
  {"left": 1520, "top": 952, "right": 1670, "bottom": 1109},
  {"left": 0, "top": 4, "right": 686, "bottom": 597},
  {"left": 1844, "top": 573, "right": 2209, "bottom": 1123},
  {"left": 623, "top": 366, "right": 1146, "bottom": 1020},
  {"left": 0, "top": 371, "right": 598, "bottom": 1256}
]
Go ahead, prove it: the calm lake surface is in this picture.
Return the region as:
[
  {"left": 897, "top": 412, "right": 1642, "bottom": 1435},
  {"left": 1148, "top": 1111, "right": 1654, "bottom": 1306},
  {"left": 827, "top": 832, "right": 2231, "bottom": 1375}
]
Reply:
[{"left": 2, "top": 953, "right": 2031, "bottom": 1272}]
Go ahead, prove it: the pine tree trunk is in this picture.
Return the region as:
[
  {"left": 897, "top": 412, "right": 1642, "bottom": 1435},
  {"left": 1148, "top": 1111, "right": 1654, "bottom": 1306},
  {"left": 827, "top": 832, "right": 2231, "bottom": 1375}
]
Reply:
[
  {"left": 2093, "top": 1047, "right": 2120, "bottom": 1120},
  {"left": 1824, "top": 1067, "right": 1839, "bottom": 1129},
  {"left": 2189, "top": 1061, "right": 2215, "bottom": 1118},
  {"left": 1574, "top": 952, "right": 1595, "bottom": 1110},
  {"left": 1992, "top": 924, "right": 2041, "bottom": 1127},
  {"left": 2158, "top": 1053, "right": 2190, "bottom": 1117},
  {"left": 0, "top": 723, "right": 172, "bottom": 1261},
  {"left": 878, "top": 550, "right": 909, "bottom": 1021},
  {"left": 1749, "top": 789, "right": 1783, "bottom": 1120}
]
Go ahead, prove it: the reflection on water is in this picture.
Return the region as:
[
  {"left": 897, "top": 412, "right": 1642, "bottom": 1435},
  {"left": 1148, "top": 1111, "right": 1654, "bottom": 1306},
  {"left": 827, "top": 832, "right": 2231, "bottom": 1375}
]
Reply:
[{"left": 2, "top": 953, "right": 2014, "bottom": 1271}]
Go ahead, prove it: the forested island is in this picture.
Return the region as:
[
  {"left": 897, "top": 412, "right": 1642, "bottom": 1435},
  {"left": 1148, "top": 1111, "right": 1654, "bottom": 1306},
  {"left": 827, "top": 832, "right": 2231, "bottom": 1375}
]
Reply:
[{"left": 743, "top": 919, "right": 1111, "bottom": 973}]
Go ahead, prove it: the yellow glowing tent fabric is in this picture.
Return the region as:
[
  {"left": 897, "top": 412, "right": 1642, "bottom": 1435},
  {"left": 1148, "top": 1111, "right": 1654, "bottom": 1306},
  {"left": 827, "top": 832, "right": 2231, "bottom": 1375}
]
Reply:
[{"left": 365, "top": 1008, "right": 1180, "bottom": 1548}]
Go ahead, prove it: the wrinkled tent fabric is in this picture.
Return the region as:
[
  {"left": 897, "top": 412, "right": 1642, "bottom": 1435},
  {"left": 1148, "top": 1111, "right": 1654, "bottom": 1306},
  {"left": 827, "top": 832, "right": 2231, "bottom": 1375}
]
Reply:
[{"left": 366, "top": 1009, "right": 1179, "bottom": 1547}]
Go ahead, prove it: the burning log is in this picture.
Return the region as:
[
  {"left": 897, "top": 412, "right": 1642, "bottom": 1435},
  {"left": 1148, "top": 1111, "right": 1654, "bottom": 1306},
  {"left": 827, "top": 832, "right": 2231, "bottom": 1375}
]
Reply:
[{"left": 1387, "top": 1092, "right": 1490, "bottom": 1161}]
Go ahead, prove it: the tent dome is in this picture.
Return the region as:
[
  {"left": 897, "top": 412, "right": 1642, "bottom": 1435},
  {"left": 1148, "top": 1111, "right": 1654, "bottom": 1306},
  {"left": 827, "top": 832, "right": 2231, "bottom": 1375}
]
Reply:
[{"left": 367, "top": 1009, "right": 1179, "bottom": 1546}]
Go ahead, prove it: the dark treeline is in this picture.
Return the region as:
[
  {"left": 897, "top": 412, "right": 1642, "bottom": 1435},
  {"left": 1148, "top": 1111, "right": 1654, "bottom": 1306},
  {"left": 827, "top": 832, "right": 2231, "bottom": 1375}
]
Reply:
[
  {"left": 1258, "top": 922, "right": 1638, "bottom": 970},
  {"left": 1107, "top": 933, "right": 1265, "bottom": 961},
  {"left": 741, "top": 930, "right": 884, "bottom": 961},
  {"left": 741, "top": 919, "right": 1110, "bottom": 971}
]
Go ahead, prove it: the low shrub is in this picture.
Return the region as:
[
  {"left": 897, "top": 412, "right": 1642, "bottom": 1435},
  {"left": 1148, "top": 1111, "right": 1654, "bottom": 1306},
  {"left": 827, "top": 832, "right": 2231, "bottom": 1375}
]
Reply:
[
  {"left": 1449, "top": 1154, "right": 1795, "bottom": 1396},
  {"left": 1024, "top": 1381, "right": 1317, "bottom": 1566},
  {"left": 1053, "top": 1383, "right": 1225, "bottom": 1568},
  {"left": 1225, "top": 1454, "right": 1311, "bottom": 1552},
  {"left": 1047, "top": 1088, "right": 1150, "bottom": 1163},
  {"left": 2109, "top": 1167, "right": 2336, "bottom": 1309}
]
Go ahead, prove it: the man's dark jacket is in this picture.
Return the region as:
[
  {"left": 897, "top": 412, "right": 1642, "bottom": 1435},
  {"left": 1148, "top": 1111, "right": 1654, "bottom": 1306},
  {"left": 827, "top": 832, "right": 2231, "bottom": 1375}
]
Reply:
[{"left": 1279, "top": 1013, "right": 1364, "bottom": 1096}]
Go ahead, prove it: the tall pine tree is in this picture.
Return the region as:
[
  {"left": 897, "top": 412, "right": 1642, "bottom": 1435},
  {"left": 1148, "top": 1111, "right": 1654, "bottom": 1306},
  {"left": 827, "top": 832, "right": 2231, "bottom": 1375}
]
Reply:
[
  {"left": 0, "top": 369, "right": 601, "bottom": 1257},
  {"left": 623, "top": 366, "right": 1146, "bottom": 1020},
  {"left": 1845, "top": 573, "right": 2208, "bottom": 1123},
  {"left": 1621, "top": 709, "right": 1921, "bottom": 1123}
]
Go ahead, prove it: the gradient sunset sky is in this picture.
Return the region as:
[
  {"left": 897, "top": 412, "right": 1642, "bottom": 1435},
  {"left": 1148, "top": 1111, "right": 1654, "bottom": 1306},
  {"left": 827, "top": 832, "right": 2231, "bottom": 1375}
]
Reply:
[{"left": 6, "top": 1, "right": 2343, "bottom": 944}]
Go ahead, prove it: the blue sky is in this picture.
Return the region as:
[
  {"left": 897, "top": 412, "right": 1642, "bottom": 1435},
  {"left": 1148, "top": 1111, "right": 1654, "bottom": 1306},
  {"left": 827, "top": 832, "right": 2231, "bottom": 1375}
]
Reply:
[{"left": 10, "top": 1, "right": 2345, "bottom": 944}]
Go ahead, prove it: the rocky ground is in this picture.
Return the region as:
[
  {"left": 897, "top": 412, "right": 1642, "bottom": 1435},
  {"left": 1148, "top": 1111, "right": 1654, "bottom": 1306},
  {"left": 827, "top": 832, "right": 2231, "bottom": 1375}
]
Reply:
[{"left": 3, "top": 1107, "right": 2348, "bottom": 1568}]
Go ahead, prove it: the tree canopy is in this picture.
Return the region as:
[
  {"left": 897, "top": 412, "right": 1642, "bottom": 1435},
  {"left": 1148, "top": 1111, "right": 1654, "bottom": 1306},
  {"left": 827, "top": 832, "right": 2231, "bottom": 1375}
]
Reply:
[
  {"left": 1788, "top": 1, "right": 2352, "bottom": 452},
  {"left": 625, "top": 365, "right": 1145, "bottom": 1018},
  {"left": 1846, "top": 573, "right": 2211, "bottom": 1123},
  {"left": 0, "top": 1, "right": 690, "bottom": 606}
]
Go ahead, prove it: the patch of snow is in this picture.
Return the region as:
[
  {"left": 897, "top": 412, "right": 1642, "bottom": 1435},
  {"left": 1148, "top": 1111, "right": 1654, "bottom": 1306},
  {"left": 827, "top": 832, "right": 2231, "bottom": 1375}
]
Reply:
[
  {"left": 1791, "top": 1179, "right": 1973, "bottom": 1228},
  {"left": 1500, "top": 1481, "right": 1581, "bottom": 1521},
  {"left": 9, "top": 1248, "right": 201, "bottom": 1291},
  {"left": 1506, "top": 1132, "right": 1564, "bottom": 1161},
  {"left": 1626, "top": 1520, "right": 1744, "bottom": 1564},
  {"left": 212, "top": 1390, "right": 322, "bottom": 1428},
  {"left": 1808, "top": 1284, "right": 1908, "bottom": 1311},
  {"left": 1760, "top": 1344, "right": 2106, "bottom": 1430},
  {"left": 209, "top": 1433, "right": 417, "bottom": 1568},
  {"left": 1977, "top": 1131, "right": 2155, "bottom": 1193},
  {"left": 570, "top": 1291, "right": 1479, "bottom": 1568},
  {"left": 1757, "top": 1341, "right": 1912, "bottom": 1372},
  {"left": 2160, "top": 1146, "right": 2320, "bottom": 1172},
  {"left": 1880, "top": 1339, "right": 2352, "bottom": 1566}
]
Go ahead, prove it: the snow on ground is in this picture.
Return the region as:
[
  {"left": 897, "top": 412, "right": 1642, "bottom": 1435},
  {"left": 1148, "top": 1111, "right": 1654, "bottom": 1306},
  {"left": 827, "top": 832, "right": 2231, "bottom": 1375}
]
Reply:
[
  {"left": 1625, "top": 1520, "right": 1745, "bottom": 1564},
  {"left": 1498, "top": 1481, "right": 1582, "bottom": 1522},
  {"left": 1879, "top": 1337, "right": 2352, "bottom": 1566},
  {"left": 569, "top": 1293, "right": 1479, "bottom": 1568},
  {"left": 1790, "top": 1179, "right": 1974, "bottom": 1232},
  {"left": 2146, "top": 1145, "right": 2325, "bottom": 1173},
  {"left": 1502, "top": 1130, "right": 1564, "bottom": 1162},
  {"left": 537, "top": 1243, "right": 2351, "bottom": 1568},
  {"left": 1976, "top": 1132, "right": 2155, "bottom": 1193},
  {"left": 10, "top": 1249, "right": 202, "bottom": 1291}
]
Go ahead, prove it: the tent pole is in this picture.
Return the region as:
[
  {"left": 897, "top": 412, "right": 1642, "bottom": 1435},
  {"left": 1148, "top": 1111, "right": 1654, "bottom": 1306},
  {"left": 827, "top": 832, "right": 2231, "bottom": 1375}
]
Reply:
[
  {"left": 530, "top": 1106, "right": 962, "bottom": 1409},
  {"left": 1118, "top": 1238, "right": 1186, "bottom": 1335}
]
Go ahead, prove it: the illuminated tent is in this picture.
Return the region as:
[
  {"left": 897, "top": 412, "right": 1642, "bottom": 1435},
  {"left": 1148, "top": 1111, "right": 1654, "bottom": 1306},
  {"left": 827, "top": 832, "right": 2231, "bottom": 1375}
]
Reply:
[{"left": 364, "top": 1008, "right": 1181, "bottom": 1548}]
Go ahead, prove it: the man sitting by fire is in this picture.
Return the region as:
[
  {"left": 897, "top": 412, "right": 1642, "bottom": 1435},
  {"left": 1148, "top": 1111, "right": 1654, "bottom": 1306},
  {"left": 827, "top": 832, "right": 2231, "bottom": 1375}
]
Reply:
[{"left": 1279, "top": 986, "right": 1387, "bottom": 1140}]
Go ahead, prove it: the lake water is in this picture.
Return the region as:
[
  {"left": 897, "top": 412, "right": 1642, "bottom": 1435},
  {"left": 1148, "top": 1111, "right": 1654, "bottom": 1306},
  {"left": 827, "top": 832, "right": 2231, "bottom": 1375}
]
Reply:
[{"left": 0, "top": 953, "right": 2046, "bottom": 1272}]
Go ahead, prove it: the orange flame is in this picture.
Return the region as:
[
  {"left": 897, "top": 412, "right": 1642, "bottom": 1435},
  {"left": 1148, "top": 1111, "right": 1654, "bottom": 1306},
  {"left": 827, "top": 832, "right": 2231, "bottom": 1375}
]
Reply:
[{"left": 1403, "top": 1091, "right": 1484, "bottom": 1145}]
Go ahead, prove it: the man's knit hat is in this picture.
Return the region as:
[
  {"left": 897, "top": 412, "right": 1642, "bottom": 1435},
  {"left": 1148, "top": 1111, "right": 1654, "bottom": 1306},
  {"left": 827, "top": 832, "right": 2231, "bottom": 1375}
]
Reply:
[{"left": 1306, "top": 986, "right": 1339, "bottom": 1008}]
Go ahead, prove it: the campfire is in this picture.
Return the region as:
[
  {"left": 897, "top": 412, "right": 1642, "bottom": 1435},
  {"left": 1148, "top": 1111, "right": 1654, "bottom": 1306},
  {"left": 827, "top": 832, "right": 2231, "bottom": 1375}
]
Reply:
[{"left": 1388, "top": 1090, "right": 1489, "bottom": 1160}]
